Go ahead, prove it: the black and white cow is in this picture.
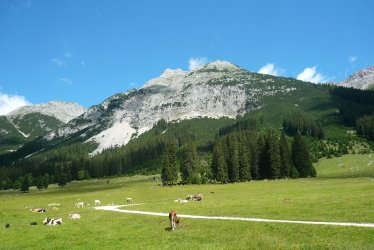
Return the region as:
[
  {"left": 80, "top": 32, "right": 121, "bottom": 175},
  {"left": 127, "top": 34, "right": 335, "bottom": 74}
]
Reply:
[{"left": 43, "top": 218, "right": 62, "bottom": 225}]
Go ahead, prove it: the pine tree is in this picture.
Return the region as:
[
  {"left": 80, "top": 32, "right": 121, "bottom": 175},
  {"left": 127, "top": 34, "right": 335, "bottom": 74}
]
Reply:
[
  {"left": 267, "top": 132, "right": 281, "bottom": 179},
  {"left": 211, "top": 140, "right": 228, "bottom": 183},
  {"left": 36, "top": 176, "right": 43, "bottom": 190},
  {"left": 58, "top": 173, "right": 67, "bottom": 187},
  {"left": 279, "top": 133, "right": 292, "bottom": 178},
  {"left": 238, "top": 142, "right": 251, "bottom": 181},
  {"left": 20, "top": 174, "right": 32, "bottom": 193},
  {"left": 227, "top": 135, "right": 240, "bottom": 182},
  {"left": 260, "top": 133, "right": 281, "bottom": 179},
  {"left": 250, "top": 141, "right": 260, "bottom": 180},
  {"left": 180, "top": 139, "right": 198, "bottom": 184},
  {"left": 42, "top": 173, "right": 49, "bottom": 189},
  {"left": 161, "top": 143, "right": 178, "bottom": 185},
  {"left": 291, "top": 133, "right": 316, "bottom": 177}
]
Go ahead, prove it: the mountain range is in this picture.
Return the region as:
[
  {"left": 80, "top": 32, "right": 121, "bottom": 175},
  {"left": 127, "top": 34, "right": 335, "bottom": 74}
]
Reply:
[{"left": 0, "top": 61, "right": 373, "bottom": 160}]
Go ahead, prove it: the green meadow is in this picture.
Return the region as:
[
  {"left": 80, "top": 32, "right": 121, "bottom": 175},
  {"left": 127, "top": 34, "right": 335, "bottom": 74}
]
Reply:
[{"left": 1, "top": 154, "right": 374, "bottom": 249}]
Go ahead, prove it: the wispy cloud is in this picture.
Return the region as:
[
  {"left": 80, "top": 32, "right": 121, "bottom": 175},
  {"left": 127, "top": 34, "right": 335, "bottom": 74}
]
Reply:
[
  {"left": 258, "top": 63, "right": 280, "bottom": 76},
  {"left": 130, "top": 82, "right": 136, "bottom": 87},
  {"left": 189, "top": 57, "right": 208, "bottom": 71},
  {"left": 58, "top": 78, "right": 72, "bottom": 85},
  {"left": 0, "top": 92, "right": 31, "bottom": 115},
  {"left": 349, "top": 55, "right": 357, "bottom": 64},
  {"left": 52, "top": 58, "right": 68, "bottom": 67},
  {"left": 296, "top": 66, "right": 327, "bottom": 83},
  {"left": 81, "top": 60, "right": 86, "bottom": 68}
]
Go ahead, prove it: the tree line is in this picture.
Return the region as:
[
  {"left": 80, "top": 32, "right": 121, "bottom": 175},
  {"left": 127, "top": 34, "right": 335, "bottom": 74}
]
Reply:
[{"left": 161, "top": 130, "right": 316, "bottom": 185}]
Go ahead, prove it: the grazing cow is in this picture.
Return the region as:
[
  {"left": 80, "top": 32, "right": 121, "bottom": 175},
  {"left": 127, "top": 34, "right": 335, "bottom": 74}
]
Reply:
[
  {"left": 193, "top": 193, "right": 203, "bottom": 201},
  {"left": 76, "top": 202, "right": 85, "bottom": 208},
  {"left": 179, "top": 199, "right": 188, "bottom": 204},
  {"left": 30, "top": 208, "right": 46, "bottom": 213},
  {"left": 95, "top": 200, "right": 101, "bottom": 206},
  {"left": 126, "top": 198, "right": 133, "bottom": 203},
  {"left": 168, "top": 210, "right": 180, "bottom": 231},
  {"left": 68, "top": 213, "right": 81, "bottom": 220},
  {"left": 43, "top": 218, "right": 62, "bottom": 225},
  {"left": 4, "top": 223, "right": 10, "bottom": 228},
  {"left": 30, "top": 222, "right": 37, "bottom": 226}
]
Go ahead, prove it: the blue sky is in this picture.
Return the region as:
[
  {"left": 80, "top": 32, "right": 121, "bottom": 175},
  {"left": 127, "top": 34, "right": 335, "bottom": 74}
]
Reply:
[{"left": 0, "top": 0, "right": 373, "bottom": 114}]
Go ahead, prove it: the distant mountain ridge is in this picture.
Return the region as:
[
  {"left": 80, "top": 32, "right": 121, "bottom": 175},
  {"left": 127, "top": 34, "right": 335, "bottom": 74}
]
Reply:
[
  {"left": 0, "top": 101, "right": 86, "bottom": 152},
  {"left": 338, "top": 65, "right": 374, "bottom": 90},
  {"left": 8, "top": 101, "right": 86, "bottom": 123}
]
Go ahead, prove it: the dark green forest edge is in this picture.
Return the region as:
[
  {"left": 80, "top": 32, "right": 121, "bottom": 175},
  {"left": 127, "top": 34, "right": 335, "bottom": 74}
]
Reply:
[{"left": 1, "top": 85, "right": 374, "bottom": 191}]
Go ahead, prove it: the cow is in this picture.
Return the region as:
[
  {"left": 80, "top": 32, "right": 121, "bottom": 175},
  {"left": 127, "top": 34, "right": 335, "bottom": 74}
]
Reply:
[
  {"left": 126, "top": 198, "right": 133, "bottom": 203},
  {"left": 43, "top": 218, "right": 62, "bottom": 225},
  {"left": 168, "top": 210, "right": 180, "bottom": 231},
  {"left": 4, "top": 223, "right": 10, "bottom": 228},
  {"left": 30, "top": 222, "right": 37, "bottom": 226},
  {"left": 68, "top": 213, "right": 81, "bottom": 220},
  {"left": 76, "top": 202, "right": 85, "bottom": 208},
  {"left": 95, "top": 200, "right": 101, "bottom": 206},
  {"left": 30, "top": 208, "right": 46, "bottom": 213},
  {"left": 193, "top": 194, "right": 203, "bottom": 201}
]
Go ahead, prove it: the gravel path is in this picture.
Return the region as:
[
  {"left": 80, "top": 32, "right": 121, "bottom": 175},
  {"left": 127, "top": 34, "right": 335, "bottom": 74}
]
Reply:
[{"left": 94, "top": 204, "right": 374, "bottom": 228}]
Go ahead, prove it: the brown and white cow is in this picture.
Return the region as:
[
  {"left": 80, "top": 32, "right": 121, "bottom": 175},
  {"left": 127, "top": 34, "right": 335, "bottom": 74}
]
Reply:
[
  {"left": 43, "top": 218, "right": 62, "bottom": 225},
  {"left": 193, "top": 193, "right": 203, "bottom": 201},
  {"left": 168, "top": 210, "right": 180, "bottom": 231}
]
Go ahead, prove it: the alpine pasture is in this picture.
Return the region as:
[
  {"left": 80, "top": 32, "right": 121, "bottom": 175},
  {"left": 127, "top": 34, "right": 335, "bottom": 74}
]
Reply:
[{"left": 1, "top": 155, "right": 373, "bottom": 249}]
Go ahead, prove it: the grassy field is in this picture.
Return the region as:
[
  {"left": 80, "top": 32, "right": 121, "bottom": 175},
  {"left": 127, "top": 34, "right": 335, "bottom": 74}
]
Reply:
[
  {"left": 1, "top": 155, "right": 374, "bottom": 249},
  {"left": 315, "top": 154, "right": 374, "bottom": 178}
]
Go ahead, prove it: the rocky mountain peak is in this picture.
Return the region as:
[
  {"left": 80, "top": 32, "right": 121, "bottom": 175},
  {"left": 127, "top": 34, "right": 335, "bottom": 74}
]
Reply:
[
  {"left": 8, "top": 101, "right": 86, "bottom": 123},
  {"left": 200, "top": 60, "right": 240, "bottom": 71},
  {"left": 339, "top": 65, "right": 374, "bottom": 89}
]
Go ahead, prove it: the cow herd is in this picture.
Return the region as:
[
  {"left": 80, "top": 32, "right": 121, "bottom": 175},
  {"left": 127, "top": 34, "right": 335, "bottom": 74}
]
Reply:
[
  {"left": 3, "top": 193, "right": 203, "bottom": 231},
  {"left": 174, "top": 193, "right": 204, "bottom": 204}
]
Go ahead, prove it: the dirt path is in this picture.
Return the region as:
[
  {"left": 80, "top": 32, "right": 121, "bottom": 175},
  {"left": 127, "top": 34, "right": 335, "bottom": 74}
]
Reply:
[{"left": 94, "top": 204, "right": 374, "bottom": 228}]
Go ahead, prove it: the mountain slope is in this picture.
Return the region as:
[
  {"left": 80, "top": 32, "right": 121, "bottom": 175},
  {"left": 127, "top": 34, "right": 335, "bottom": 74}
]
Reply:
[
  {"left": 338, "top": 65, "right": 374, "bottom": 89},
  {"left": 48, "top": 60, "right": 310, "bottom": 154},
  {"left": 0, "top": 101, "right": 86, "bottom": 153}
]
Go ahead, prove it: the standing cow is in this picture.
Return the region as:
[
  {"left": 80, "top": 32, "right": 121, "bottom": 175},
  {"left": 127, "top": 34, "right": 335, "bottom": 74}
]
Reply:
[{"left": 168, "top": 210, "right": 180, "bottom": 231}]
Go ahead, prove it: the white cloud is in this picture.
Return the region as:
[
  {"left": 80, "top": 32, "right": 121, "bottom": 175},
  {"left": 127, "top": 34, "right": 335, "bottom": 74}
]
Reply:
[
  {"left": 52, "top": 58, "right": 68, "bottom": 67},
  {"left": 81, "top": 60, "right": 86, "bottom": 67},
  {"left": 258, "top": 63, "right": 279, "bottom": 76},
  {"left": 58, "top": 78, "right": 72, "bottom": 85},
  {"left": 349, "top": 55, "right": 357, "bottom": 64},
  {"left": 0, "top": 92, "right": 31, "bottom": 115},
  {"left": 296, "top": 66, "right": 327, "bottom": 83},
  {"left": 189, "top": 57, "right": 208, "bottom": 71}
]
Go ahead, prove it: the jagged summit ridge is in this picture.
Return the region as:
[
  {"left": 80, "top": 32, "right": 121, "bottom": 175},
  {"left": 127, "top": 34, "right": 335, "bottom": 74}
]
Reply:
[
  {"left": 339, "top": 65, "right": 374, "bottom": 89},
  {"left": 8, "top": 101, "right": 87, "bottom": 123}
]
